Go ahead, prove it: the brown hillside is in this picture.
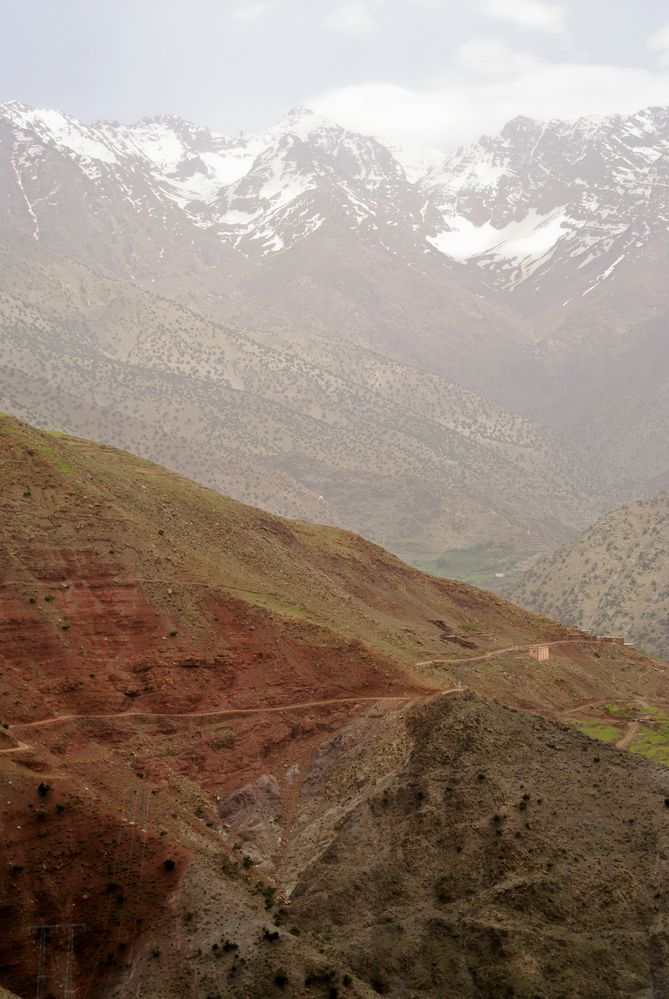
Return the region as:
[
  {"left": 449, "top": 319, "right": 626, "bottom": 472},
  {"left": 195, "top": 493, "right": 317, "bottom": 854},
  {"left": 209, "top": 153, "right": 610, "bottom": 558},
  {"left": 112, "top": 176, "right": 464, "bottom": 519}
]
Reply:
[{"left": 2, "top": 416, "right": 669, "bottom": 998}]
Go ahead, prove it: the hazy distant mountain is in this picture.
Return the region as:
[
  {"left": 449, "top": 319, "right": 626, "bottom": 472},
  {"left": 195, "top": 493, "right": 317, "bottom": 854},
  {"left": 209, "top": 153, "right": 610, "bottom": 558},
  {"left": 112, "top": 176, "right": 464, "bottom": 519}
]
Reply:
[
  {"left": 0, "top": 101, "right": 533, "bottom": 403},
  {"left": 0, "top": 231, "right": 615, "bottom": 586},
  {"left": 1, "top": 99, "right": 667, "bottom": 579},
  {"left": 423, "top": 107, "right": 669, "bottom": 309},
  {"left": 4, "top": 101, "right": 667, "bottom": 328}
]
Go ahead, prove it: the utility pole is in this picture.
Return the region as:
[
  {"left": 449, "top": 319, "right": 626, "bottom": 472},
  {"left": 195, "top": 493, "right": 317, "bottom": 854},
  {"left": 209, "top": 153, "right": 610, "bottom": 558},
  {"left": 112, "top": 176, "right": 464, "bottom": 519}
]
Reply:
[
  {"left": 128, "top": 787, "right": 137, "bottom": 825},
  {"left": 35, "top": 926, "right": 47, "bottom": 999},
  {"left": 63, "top": 925, "right": 76, "bottom": 999},
  {"left": 30, "top": 924, "right": 85, "bottom": 999},
  {"left": 139, "top": 785, "right": 149, "bottom": 831}
]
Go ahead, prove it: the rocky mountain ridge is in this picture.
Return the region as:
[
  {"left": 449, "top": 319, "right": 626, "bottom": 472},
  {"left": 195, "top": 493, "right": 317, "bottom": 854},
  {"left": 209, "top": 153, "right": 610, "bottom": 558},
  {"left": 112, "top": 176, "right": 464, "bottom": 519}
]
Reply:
[{"left": 4, "top": 100, "right": 667, "bottom": 307}]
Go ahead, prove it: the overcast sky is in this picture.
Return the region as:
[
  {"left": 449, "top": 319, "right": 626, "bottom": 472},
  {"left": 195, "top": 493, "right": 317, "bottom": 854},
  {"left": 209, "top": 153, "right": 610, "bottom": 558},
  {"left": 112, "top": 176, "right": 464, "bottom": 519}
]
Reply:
[{"left": 2, "top": 0, "right": 669, "bottom": 149}]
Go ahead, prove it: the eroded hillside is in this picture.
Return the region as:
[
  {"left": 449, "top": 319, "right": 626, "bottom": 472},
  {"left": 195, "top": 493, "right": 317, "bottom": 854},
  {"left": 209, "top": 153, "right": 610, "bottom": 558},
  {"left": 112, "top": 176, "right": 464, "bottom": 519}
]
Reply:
[{"left": 1, "top": 417, "right": 669, "bottom": 998}]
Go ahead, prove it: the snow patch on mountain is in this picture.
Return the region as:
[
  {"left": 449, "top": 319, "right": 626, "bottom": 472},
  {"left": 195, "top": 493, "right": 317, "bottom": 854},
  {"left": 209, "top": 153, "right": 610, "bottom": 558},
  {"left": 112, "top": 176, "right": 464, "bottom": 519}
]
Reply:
[
  {"left": 5, "top": 103, "right": 118, "bottom": 164},
  {"left": 1, "top": 99, "right": 668, "bottom": 289},
  {"left": 429, "top": 207, "right": 568, "bottom": 264}
]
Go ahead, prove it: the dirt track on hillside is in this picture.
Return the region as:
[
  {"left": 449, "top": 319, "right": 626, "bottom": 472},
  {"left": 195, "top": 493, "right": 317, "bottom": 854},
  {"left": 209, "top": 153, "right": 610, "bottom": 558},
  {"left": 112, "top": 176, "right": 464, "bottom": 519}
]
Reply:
[
  {"left": 616, "top": 720, "right": 640, "bottom": 750},
  {"left": 0, "top": 637, "right": 635, "bottom": 757}
]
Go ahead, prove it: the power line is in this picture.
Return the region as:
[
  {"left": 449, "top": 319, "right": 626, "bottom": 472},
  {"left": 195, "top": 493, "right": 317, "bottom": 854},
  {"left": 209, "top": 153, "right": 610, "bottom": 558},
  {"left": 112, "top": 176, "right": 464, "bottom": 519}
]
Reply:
[
  {"left": 83, "top": 824, "right": 125, "bottom": 998},
  {"left": 30, "top": 924, "right": 86, "bottom": 999},
  {"left": 34, "top": 926, "right": 47, "bottom": 999},
  {"left": 126, "top": 786, "right": 150, "bottom": 997}
]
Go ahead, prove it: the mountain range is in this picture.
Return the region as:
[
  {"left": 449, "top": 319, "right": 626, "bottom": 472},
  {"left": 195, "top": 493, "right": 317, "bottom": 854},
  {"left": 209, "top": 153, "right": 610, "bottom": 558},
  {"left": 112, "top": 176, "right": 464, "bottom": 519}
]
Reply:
[{"left": 1, "top": 100, "right": 668, "bottom": 584}]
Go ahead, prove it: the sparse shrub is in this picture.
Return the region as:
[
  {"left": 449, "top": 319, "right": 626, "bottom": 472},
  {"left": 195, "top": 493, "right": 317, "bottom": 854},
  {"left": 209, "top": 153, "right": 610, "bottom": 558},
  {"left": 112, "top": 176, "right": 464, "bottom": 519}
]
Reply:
[
  {"left": 163, "top": 859, "right": 176, "bottom": 872},
  {"left": 370, "top": 973, "right": 390, "bottom": 995},
  {"left": 38, "top": 782, "right": 50, "bottom": 798},
  {"left": 262, "top": 928, "right": 279, "bottom": 942},
  {"left": 274, "top": 969, "right": 288, "bottom": 988}
]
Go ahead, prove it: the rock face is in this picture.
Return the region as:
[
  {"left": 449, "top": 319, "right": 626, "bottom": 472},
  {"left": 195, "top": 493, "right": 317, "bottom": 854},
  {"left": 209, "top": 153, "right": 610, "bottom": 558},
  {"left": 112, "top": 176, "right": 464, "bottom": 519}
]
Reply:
[
  {"left": 219, "top": 774, "right": 284, "bottom": 864},
  {"left": 290, "top": 693, "right": 669, "bottom": 999},
  {"left": 424, "top": 108, "right": 669, "bottom": 307}
]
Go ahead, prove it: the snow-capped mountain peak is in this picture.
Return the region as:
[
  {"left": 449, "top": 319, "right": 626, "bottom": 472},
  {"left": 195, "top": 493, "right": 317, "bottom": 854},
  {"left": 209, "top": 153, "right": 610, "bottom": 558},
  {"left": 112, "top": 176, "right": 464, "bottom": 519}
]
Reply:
[
  {"left": 1, "top": 100, "right": 667, "bottom": 297},
  {"left": 421, "top": 105, "right": 669, "bottom": 300}
]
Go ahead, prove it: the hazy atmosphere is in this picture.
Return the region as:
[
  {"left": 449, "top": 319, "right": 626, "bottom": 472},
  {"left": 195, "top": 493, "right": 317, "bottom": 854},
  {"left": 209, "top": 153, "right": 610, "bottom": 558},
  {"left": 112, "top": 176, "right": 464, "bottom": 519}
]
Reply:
[
  {"left": 2, "top": 2, "right": 669, "bottom": 997},
  {"left": 3, "top": 0, "right": 669, "bottom": 144}
]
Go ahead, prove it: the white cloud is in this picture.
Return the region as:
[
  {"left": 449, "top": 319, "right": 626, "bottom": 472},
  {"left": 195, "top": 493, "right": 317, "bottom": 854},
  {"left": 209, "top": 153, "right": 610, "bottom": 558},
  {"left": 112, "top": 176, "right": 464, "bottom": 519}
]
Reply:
[
  {"left": 485, "top": 0, "right": 567, "bottom": 34},
  {"left": 310, "top": 41, "right": 669, "bottom": 148},
  {"left": 650, "top": 23, "right": 669, "bottom": 67},
  {"left": 230, "top": 3, "right": 270, "bottom": 23},
  {"left": 326, "top": 1, "right": 385, "bottom": 36}
]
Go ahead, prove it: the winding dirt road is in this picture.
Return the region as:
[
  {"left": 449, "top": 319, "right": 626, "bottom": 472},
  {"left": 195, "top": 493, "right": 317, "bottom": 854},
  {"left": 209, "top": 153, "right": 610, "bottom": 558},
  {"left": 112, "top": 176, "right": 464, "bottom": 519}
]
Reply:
[
  {"left": 0, "top": 636, "right": 615, "bottom": 758},
  {"left": 0, "top": 691, "right": 458, "bottom": 754},
  {"left": 414, "top": 636, "right": 597, "bottom": 669},
  {"left": 616, "top": 720, "right": 640, "bottom": 751}
]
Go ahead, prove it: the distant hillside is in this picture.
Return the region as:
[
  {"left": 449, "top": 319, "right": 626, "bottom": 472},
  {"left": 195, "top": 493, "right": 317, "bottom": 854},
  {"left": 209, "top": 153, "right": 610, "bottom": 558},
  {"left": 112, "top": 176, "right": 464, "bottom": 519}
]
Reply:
[
  {"left": 0, "top": 233, "right": 620, "bottom": 591},
  {"left": 4, "top": 100, "right": 669, "bottom": 574},
  {"left": 509, "top": 491, "right": 669, "bottom": 659}
]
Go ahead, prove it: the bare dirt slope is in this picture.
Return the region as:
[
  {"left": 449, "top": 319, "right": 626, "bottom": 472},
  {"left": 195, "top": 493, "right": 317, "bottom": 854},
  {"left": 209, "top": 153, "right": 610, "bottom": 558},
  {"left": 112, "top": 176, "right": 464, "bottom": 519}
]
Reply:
[{"left": 1, "top": 416, "right": 669, "bottom": 998}]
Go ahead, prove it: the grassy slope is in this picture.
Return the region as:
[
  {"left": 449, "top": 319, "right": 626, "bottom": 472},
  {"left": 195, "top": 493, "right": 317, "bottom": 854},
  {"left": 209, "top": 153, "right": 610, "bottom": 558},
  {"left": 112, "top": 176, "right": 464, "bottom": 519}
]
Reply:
[{"left": 0, "top": 413, "right": 589, "bottom": 712}]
